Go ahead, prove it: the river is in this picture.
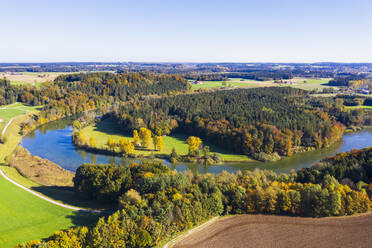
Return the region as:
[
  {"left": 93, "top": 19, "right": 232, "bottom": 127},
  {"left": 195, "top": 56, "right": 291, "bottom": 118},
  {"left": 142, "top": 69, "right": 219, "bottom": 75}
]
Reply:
[{"left": 21, "top": 119, "right": 372, "bottom": 174}]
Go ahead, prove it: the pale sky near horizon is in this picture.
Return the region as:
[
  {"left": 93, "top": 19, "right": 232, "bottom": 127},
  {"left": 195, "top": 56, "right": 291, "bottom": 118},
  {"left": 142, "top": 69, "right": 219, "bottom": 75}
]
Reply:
[{"left": 1, "top": 0, "right": 372, "bottom": 63}]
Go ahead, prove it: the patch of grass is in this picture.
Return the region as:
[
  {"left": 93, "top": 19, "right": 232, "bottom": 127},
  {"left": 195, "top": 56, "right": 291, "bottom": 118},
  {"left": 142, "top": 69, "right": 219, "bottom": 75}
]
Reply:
[
  {"left": 0, "top": 170, "right": 100, "bottom": 247},
  {"left": 190, "top": 78, "right": 275, "bottom": 90},
  {"left": 286, "top": 78, "right": 335, "bottom": 91},
  {"left": 0, "top": 102, "right": 43, "bottom": 133},
  {"left": 81, "top": 118, "right": 251, "bottom": 162},
  {"left": 345, "top": 105, "right": 372, "bottom": 111},
  {"left": 0, "top": 114, "right": 32, "bottom": 163},
  {"left": 2, "top": 71, "right": 115, "bottom": 86}
]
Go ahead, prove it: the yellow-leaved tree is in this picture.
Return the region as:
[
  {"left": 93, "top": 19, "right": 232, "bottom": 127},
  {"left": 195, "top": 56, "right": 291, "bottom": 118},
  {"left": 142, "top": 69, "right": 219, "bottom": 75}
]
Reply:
[
  {"left": 139, "top": 127, "right": 152, "bottom": 148},
  {"left": 133, "top": 130, "right": 140, "bottom": 146},
  {"left": 118, "top": 138, "right": 134, "bottom": 154},
  {"left": 153, "top": 136, "right": 164, "bottom": 151},
  {"left": 186, "top": 136, "right": 202, "bottom": 155},
  {"left": 74, "top": 130, "right": 87, "bottom": 146},
  {"left": 89, "top": 136, "right": 97, "bottom": 148},
  {"left": 106, "top": 138, "right": 116, "bottom": 151}
]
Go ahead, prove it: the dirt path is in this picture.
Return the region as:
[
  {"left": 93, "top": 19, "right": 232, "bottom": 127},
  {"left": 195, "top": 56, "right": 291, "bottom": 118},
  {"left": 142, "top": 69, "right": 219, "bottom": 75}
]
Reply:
[
  {"left": 174, "top": 214, "right": 372, "bottom": 248},
  {"left": 0, "top": 168, "right": 105, "bottom": 213},
  {"left": 1, "top": 117, "right": 15, "bottom": 140},
  {"left": 164, "top": 217, "right": 220, "bottom": 248}
]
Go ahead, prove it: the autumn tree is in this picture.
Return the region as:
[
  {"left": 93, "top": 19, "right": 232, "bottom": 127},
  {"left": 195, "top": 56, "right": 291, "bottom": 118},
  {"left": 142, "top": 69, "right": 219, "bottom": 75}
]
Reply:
[
  {"left": 106, "top": 138, "right": 116, "bottom": 151},
  {"left": 139, "top": 127, "right": 152, "bottom": 148},
  {"left": 133, "top": 130, "right": 140, "bottom": 146},
  {"left": 153, "top": 136, "right": 164, "bottom": 151},
  {"left": 187, "top": 136, "right": 202, "bottom": 155},
  {"left": 118, "top": 138, "right": 134, "bottom": 154},
  {"left": 89, "top": 136, "right": 97, "bottom": 148},
  {"left": 73, "top": 130, "right": 88, "bottom": 146}
]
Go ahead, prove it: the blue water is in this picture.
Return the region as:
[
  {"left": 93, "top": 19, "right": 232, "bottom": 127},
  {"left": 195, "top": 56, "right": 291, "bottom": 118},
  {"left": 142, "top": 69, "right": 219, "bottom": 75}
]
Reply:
[{"left": 22, "top": 120, "right": 372, "bottom": 174}]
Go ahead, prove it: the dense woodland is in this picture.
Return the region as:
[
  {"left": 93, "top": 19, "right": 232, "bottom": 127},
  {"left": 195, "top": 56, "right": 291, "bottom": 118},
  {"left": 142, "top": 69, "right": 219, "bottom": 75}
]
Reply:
[
  {"left": 328, "top": 75, "right": 369, "bottom": 87},
  {"left": 1, "top": 72, "right": 188, "bottom": 133},
  {"left": 19, "top": 149, "right": 372, "bottom": 247},
  {"left": 297, "top": 147, "right": 372, "bottom": 186},
  {"left": 112, "top": 88, "right": 348, "bottom": 160},
  {"left": 0, "top": 78, "right": 22, "bottom": 105}
]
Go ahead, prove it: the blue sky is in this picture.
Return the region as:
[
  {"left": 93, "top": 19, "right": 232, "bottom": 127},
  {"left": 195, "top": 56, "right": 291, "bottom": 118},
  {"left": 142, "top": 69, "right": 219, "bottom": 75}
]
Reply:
[{"left": 1, "top": 0, "right": 371, "bottom": 62}]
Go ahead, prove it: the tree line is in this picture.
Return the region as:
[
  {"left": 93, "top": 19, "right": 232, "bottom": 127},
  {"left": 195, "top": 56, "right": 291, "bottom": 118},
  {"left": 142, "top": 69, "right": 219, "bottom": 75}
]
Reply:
[{"left": 18, "top": 151, "right": 371, "bottom": 248}]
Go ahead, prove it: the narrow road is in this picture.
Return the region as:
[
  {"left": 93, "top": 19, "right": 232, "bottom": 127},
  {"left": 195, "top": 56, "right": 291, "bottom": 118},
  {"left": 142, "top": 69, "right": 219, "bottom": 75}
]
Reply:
[
  {"left": 0, "top": 168, "right": 105, "bottom": 213},
  {"left": 1, "top": 117, "right": 15, "bottom": 140}
]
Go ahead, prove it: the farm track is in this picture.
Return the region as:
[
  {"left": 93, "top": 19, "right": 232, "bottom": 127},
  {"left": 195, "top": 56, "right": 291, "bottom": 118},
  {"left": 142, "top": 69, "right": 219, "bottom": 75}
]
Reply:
[
  {"left": 174, "top": 214, "right": 372, "bottom": 248},
  {"left": 0, "top": 168, "right": 106, "bottom": 214},
  {"left": 1, "top": 117, "right": 15, "bottom": 139}
]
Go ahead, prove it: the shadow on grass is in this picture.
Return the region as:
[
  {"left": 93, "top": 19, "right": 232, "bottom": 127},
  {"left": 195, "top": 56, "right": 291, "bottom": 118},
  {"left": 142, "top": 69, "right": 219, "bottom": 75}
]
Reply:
[
  {"left": 38, "top": 210, "right": 107, "bottom": 243},
  {"left": 171, "top": 133, "right": 243, "bottom": 156},
  {"left": 65, "top": 209, "right": 106, "bottom": 227},
  {"left": 31, "top": 185, "right": 116, "bottom": 211},
  {"left": 93, "top": 117, "right": 127, "bottom": 136}
]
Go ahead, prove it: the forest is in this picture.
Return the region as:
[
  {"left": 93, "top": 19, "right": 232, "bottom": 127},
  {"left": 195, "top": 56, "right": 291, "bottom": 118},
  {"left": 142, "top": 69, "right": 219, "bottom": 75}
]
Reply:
[
  {"left": 328, "top": 75, "right": 368, "bottom": 87},
  {"left": 112, "top": 87, "right": 348, "bottom": 160},
  {"left": 1, "top": 72, "right": 189, "bottom": 134},
  {"left": 297, "top": 147, "right": 372, "bottom": 186},
  {"left": 18, "top": 147, "right": 372, "bottom": 247}
]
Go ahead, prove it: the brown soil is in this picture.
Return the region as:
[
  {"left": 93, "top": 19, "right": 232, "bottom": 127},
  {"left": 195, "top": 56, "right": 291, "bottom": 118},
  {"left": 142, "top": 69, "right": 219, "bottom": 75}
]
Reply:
[
  {"left": 174, "top": 214, "right": 372, "bottom": 248},
  {"left": 9, "top": 146, "right": 74, "bottom": 186}
]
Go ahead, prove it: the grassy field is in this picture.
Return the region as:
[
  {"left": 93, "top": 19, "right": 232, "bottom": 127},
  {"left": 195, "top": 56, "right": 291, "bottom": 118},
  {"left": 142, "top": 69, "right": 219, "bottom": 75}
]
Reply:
[
  {"left": 0, "top": 105, "right": 101, "bottom": 247},
  {"left": 190, "top": 77, "right": 335, "bottom": 91},
  {"left": 81, "top": 118, "right": 251, "bottom": 162},
  {"left": 2, "top": 71, "right": 115, "bottom": 86},
  {"left": 346, "top": 105, "right": 372, "bottom": 111},
  {"left": 0, "top": 102, "right": 43, "bottom": 133},
  {"left": 1, "top": 72, "right": 67, "bottom": 86},
  {"left": 286, "top": 78, "right": 335, "bottom": 91},
  {"left": 190, "top": 78, "right": 275, "bottom": 90},
  {"left": 0, "top": 170, "right": 100, "bottom": 247}
]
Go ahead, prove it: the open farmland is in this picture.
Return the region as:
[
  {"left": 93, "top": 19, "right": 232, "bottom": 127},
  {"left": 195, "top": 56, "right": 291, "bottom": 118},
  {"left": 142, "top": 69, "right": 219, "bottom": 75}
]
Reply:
[
  {"left": 286, "top": 78, "right": 336, "bottom": 91},
  {"left": 1, "top": 72, "right": 67, "bottom": 86},
  {"left": 174, "top": 214, "right": 372, "bottom": 248},
  {"left": 190, "top": 78, "right": 276, "bottom": 90}
]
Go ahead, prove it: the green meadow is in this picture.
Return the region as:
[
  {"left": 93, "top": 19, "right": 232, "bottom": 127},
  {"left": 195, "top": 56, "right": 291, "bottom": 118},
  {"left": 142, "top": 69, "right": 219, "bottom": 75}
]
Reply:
[
  {"left": 190, "top": 78, "right": 275, "bottom": 90},
  {"left": 287, "top": 78, "right": 335, "bottom": 91},
  {"left": 0, "top": 171, "right": 99, "bottom": 247},
  {"left": 189, "top": 77, "right": 335, "bottom": 91},
  {"left": 81, "top": 118, "right": 251, "bottom": 162},
  {"left": 0, "top": 103, "right": 43, "bottom": 132},
  {"left": 0, "top": 103, "right": 99, "bottom": 247}
]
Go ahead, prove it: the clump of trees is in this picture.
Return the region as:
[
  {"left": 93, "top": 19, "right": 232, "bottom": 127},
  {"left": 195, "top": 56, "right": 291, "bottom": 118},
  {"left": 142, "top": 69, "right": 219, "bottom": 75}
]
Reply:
[{"left": 19, "top": 151, "right": 371, "bottom": 248}]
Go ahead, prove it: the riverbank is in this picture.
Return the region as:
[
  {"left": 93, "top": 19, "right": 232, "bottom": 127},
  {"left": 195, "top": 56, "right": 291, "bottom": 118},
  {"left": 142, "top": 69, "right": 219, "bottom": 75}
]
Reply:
[{"left": 9, "top": 146, "right": 74, "bottom": 186}]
